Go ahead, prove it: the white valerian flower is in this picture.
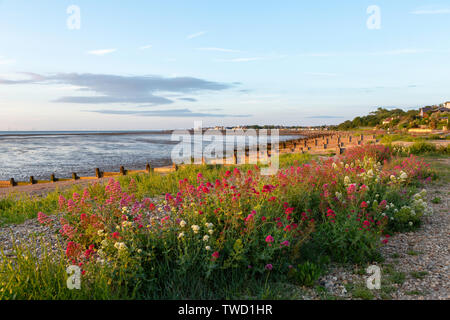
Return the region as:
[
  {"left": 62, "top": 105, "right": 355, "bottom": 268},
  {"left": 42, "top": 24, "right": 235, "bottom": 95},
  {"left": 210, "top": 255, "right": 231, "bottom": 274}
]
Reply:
[
  {"left": 390, "top": 175, "right": 396, "bottom": 182},
  {"left": 409, "top": 221, "right": 413, "bottom": 226},
  {"left": 381, "top": 212, "right": 386, "bottom": 217},
  {"left": 101, "top": 239, "right": 108, "bottom": 248},
  {"left": 121, "top": 206, "right": 128, "bottom": 213},
  {"left": 205, "top": 222, "right": 214, "bottom": 229},
  {"left": 390, "top": 217, "right": 395, "bottom": 220},
  {"left": 203, "top": 235, "right": 209, "bottom": 242},
  {"left": 400, "top": 171, "right": 408, "bottom": 180},
  {"left": 114, "top": 242, "right": 127, "bottom": 251},
  {"left": 208, "top": 229, "right": 214, "bottom": 235},
  {"left": 178, "top": 232, "right": 185, "bottom": 239},
  {"left": 137, "top": 249, "right": 142, "bottom": 254},
  {"left": 191, "top": 225, "right": 200, "bottom": 233},
  {"left": 332, "top": 162, "right": 337, "bottom": 169},
  {"left": 344, "top": 176, "right": 351, "bottom": 185},
  {"left": 179, "top": 220, "right": 187, "bottom": 228},
  {"left": 205, "top": 246, "right": 211, "bottom": 251},
  {"left": 345, "top": 164, "right": 349, "bottom": 169},
  {"left": 97, "top": 230, "right": 105, "bottom": 237}
]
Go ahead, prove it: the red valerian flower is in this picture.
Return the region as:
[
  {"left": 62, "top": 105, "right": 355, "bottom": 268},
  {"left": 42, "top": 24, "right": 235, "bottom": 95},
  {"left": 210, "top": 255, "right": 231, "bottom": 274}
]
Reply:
[
  {"left": 66, "top": 241, "right": 81, "bottom": 258},
  {"left": 265, "top": 235, "right": 274, "bottom": 243},
  {"left": 212, "top": 251, "right": 220, "bottom": 260},
  {"left": 112, "top": 232, "right": 120, "bottom": 239},
  {"left": 265, "top": 264, "right": 273, "bottom": 271},
  {"left": 280, "top": 240, "right": 290, "bottom": 247},
  {"left": 360, "top": 201, "right": 368, "bottom": 208}
]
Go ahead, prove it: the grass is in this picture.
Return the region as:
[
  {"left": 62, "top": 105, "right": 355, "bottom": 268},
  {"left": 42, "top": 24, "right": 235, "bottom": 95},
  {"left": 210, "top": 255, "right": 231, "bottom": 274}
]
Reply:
[
  {"left": 406, "top": 250, "right": 422, "bottom": 256},
  {"left": 0, "top": 152, "right": 312, "bottom": 227},
  {"left": 389, "top": 271, "right": 406, "bottom": 285},
  {"left": 351, "top": 284, "right": 375, "bottom": 300},
  {"left": 410, "top": 271, "right": 428, "bottom": 279},
  {"left": 431, "top": 197, "right": 441, "bottom": 204},
  {"left": 0, "top": 149, "right": 446, "bottom": 300},
  {"left": 405, "top": 290, "right": 423, "bottom": 296}
]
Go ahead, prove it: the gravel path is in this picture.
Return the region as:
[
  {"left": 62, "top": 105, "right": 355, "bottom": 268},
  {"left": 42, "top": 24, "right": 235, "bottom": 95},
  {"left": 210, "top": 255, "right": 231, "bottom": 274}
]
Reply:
[{"left": 299, "top": 178, "right": 449, "bottom": 300}]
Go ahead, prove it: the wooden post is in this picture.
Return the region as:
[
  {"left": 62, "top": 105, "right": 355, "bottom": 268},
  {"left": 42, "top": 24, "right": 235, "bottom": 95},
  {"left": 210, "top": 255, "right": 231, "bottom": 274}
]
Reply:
[
  {"left": 201, "top": 157, "right": 206, "bottom": 165},
  {"left": 233, "top": 150, "right": 238, "bottom": 164},
  {"left": 30, "top": 176, "right": 35, "bottom": 184},
  {"left": 120, "top": 166, "right": 126, "bottom": 175},
  {"left": 145, "top": 163, "right": 152, "bottom": 173},
  {"left": 72, "top": 173, "right": 78, "bottom": 180},
  {"left": 172, "top": 163, "right": 178, "bottom": 171},
  {"left": 50, "top": 174, "right": 56, "bottom": 182},
  {"left": 10, "top": 178, "right": 15, "bottom": 187},
  {"left": 95, "top": 168, "right": 101, "bottom": 178}
]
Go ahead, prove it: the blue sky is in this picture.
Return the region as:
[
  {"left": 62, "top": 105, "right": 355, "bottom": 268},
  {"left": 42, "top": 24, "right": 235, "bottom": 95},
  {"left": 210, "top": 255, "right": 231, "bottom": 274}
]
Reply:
[{"left": 0, "top": 0, "right": 449, "bottom": 130}]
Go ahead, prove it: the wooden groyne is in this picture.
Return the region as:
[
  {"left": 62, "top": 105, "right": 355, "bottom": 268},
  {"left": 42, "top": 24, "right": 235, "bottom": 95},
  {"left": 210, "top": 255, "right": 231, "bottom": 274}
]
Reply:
[{"left": 0, "top": 131, "right": 379, "bottom": 189}]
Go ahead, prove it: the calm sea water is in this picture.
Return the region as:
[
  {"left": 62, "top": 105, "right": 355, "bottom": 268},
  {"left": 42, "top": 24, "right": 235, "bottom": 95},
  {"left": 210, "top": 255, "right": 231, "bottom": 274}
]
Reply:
[{"left": 0, "top": 131, "right": 301, "bottom": 181}]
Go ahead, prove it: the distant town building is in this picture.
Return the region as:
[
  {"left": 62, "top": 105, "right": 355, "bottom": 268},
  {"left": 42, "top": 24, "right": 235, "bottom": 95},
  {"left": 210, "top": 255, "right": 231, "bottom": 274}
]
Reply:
[{"left": 419, "top": 104, "right": 450, "bottom": 117}]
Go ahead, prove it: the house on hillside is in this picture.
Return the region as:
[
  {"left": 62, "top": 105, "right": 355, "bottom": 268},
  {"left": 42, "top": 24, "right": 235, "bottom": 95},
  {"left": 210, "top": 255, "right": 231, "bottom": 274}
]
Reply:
[
  {"left": 382, "top": 117, "right": 393, "bottom": 125},
  {"left": 419, "top": 104, "right": 450, "bottom": 117}
]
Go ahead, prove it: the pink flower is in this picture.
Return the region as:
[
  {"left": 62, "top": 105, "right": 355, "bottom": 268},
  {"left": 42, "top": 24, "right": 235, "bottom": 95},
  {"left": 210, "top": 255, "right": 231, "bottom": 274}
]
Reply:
[
  {"left": 212, "top": 251, "right": 220, "bottom": 260},
  {"left": 280, "top": 240, "right": 290, "bottom": 247},
  {"left": 66, "top": 241, "right": 81, "bottom": 258},
  {"left": 360, "top": 201, "right": 368, "bottom": 208},
  {"left": 37, "top": 212, "right": 53, "bottom": 225},
  {"left": 265, "top": 264, "right": 273, "bottom": 271},
  {"left": 265, "top": 235, "right": 274, "bottom": 243}
]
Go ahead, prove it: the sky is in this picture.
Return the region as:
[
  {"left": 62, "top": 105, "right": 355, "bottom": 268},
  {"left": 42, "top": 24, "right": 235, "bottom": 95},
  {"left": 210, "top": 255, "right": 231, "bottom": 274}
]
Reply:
[{"left": 0, "top": 0, "right": 450, "bottom": 130}]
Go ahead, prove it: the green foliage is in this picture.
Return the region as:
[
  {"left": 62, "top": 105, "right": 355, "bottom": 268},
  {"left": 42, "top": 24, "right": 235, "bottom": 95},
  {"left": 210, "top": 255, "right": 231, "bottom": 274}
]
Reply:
[
  {"left": 337, "top": 107, "right": 417, "bottom": 130},
  {"left": 290, "top": 261, "right": 325, "bottom": 287}
]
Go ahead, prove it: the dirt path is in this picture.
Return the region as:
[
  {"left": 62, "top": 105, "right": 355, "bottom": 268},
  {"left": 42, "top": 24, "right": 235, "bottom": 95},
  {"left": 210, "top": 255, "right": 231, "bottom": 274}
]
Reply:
[{"left": 0, "top": 177, "right": 112, "bottom": 198}]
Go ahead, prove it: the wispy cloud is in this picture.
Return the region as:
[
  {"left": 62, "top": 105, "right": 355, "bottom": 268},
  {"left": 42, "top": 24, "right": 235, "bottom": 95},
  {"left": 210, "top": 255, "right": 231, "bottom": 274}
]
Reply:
[
  {"left": 304, "top": 72, "right": 338, "bottom": 77},
  {"left": 306, "top": 115, "right": 344, "bottom": 119},
  {"left": 0, "top": 56, "right": 15, "bottom": 65},
  {"left": 410, "top": 9, "right": 450, "bottom": 15},
  {"left": 299, "top": 53, "right": 336, "bottom": 57},
  {"left": 299, "top": 49, "right": 431, "bottom": 57},
  {"left": 87, "top": 49, "right": 117, "bottom": 56},
  {"left": 216, "top": 57, "right": 265, "bottom": 63},
  {"left": 186, "top": 31, "right": 206, "bottom": 40},
  {"left": 370, "top": 48, "right": 431, "bottom": 55},
  {"left": 139, "top": 44, "right": 152, "bottom": 50},
  {"left": 0, "top": 73, "right": 234, "bottom": 106},
  {"left": 90, "top": 108, "right": 250, "bottom": 118},
  {"left": 197, "top": 47, "right": 240, "bottom": 53}
]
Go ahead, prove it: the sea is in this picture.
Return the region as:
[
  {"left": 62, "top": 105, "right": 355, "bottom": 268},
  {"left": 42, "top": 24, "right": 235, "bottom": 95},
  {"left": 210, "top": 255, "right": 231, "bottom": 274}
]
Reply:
[{"left": 0, "top": 131, "right": 302, "bottom": 181}]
